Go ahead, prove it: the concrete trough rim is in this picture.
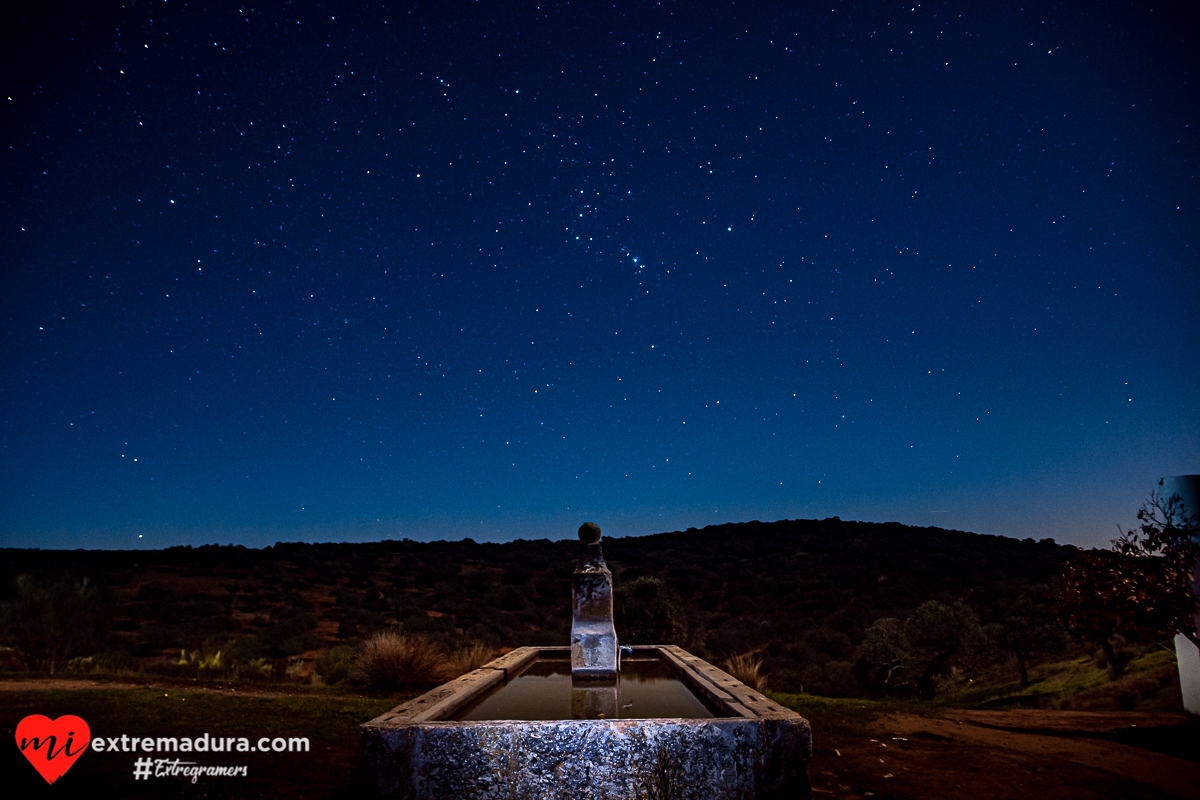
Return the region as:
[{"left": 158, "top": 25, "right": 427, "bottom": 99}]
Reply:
[
  {"left": 364, "top": 645, "right": 799, "bottom": 725},
  {"left": 360, "top": 645, "right": 811, "bottom": 800}
]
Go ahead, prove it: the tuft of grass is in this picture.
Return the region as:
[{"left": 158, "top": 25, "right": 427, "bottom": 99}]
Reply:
[
  {"left": 723, "top": 651, "right": 767, "bottom": 691},
  {"left": 444, "top": 642, "right": 496, "bottom": 679},
  {"left": 350, "top": 631, "right": 448, "bottom": 690}
]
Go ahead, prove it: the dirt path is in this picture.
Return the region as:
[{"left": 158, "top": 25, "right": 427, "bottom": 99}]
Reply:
[{"left": 812, "top": 708, "right": 1200, "bottom": 800}]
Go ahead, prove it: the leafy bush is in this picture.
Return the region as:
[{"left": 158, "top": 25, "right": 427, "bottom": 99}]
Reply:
[{"left": 221, "top": 636, "right": 267, "bottom": 664}]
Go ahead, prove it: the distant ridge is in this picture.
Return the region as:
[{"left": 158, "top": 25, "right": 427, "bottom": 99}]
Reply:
[{"left": 0, "top": 518, "right": 1073, "bottom": 667}]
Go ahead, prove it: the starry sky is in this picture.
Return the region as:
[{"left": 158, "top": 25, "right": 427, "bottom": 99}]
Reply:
[{"left": 2, "top": 1, "right": 1197, "bottom": 552}]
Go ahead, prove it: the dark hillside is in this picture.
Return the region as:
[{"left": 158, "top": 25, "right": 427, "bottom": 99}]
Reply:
[
  {"left": 0, "top": 518, "right": 1075, "bottom": 692},
  {"left": 606, "top": 518, "right": 1068, "bottom": 641},
  {"left": 601, "top": 519, "right": 1072, "bottom": 689}
]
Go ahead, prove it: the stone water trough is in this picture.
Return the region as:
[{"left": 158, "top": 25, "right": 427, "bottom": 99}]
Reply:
[{"left": 360, "top": 524, "right": 811, "bottom": 799}]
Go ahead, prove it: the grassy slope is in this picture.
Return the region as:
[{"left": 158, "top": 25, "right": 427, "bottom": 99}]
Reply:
[{"left": 942, "top": 645, "right": 1182, "bottom": 712}]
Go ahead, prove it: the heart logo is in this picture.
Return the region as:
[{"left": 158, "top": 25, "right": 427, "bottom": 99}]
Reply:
[{"left": 15, "top": 715, "right": 91, "bottom": 785}]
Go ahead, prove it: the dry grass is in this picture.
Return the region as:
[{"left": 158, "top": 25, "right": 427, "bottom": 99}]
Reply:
[
  {"left": 723, "top": 651, "right": 767, "bottom": 691},
  {"left": 349, "top": 634, "right": 499, "bottom": 690},
  {"left": 350, "top": 631, "right": 449, "bottom": 690},
  {"left": 444, "top": 642, "right": 497, "bottom": 679}
]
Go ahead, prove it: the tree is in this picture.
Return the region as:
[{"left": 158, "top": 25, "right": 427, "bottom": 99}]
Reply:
[
  {"left": 855, "top": 616, "right": 906, "bottom": 694},
  {"left": 994, "top": 585, "right": 1067, "bottom": 688},
  {"left": 1056, "top": 490, "right": 1199, "bottom": 679},
  {"left": 1113, "top": 489, "right": 1200, "bottom": 649},
  {"left": 854, "top": 601, "right": 988, "bottom": 699},
  {"left": 903, "top": 600, "right": 990, "bottom": 699}
]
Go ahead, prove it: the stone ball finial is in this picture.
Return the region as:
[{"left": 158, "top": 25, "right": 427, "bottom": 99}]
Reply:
[{"left": 578, "top": 521, "right": 602, "bottom": 544}]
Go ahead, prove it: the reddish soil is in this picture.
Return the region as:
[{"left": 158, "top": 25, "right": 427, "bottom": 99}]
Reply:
[{"left": 813, "top": 708, "right": 1200, "bottom": 800}]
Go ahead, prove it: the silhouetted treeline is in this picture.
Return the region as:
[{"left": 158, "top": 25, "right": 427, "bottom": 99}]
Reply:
[{"left": 0, "top": 518, "right": 1074, "bottom": 693}]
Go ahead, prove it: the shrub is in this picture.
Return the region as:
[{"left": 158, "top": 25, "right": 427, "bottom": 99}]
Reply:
[
  {"left": 244, "top": 658, "right": 272, "bottom": 678},
  {"left": 92, "top": 650, "right": 140, "bottom": 674},
  {"left": 221, "top": 636, "right": 267, "bottom": 664},
  {"left": 315, "top": 645, "right": 355, "bottom": 685},
  {"left": 350, "top": 631, "right": 448, "bottom": 690}
]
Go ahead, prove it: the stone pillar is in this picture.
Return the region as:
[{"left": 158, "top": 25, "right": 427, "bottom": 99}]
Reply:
[
  {"left": 571, "top": 522, "right": 618, "bottom": 679},
  {"left": 1161, "top": 475, "right": 1200, "bottom": 716}
]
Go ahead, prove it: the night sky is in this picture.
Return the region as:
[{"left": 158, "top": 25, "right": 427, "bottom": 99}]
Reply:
[{"left": 3, "top": 1, "right": 1197, "bottom": 552}]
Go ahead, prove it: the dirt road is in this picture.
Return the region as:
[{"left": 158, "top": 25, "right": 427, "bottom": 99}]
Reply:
[{"left": 812, "top": 708, "right": 1200, "bottom": 800}]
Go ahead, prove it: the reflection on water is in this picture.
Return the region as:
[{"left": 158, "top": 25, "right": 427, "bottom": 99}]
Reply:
[{"left": 453, "top": 655, "right": 716, "bottom": 721}]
